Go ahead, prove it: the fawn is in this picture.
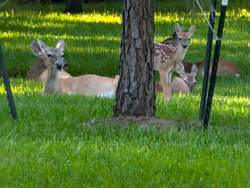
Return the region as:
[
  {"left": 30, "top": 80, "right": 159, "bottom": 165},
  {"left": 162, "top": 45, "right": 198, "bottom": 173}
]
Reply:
[
  {"left": 31, "top": 39, "right": 119, "bottom": 96},
  {"left": 155, "top": 63, "right": 198, "bottom": 94},
  {"left": 27, "top": 42, "right": 71, "bottom": 82},
  {"left": 154, "top": 23, "right": 195, "bottom": 101},
  {"left": 162, "top": 31, "right": 242, "bottom": 77}
]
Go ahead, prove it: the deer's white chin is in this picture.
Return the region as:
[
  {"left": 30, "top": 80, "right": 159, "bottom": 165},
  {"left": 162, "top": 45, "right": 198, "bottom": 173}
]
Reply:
[{"left": 181, "top": 47, "right": 188, "bottom": 52}]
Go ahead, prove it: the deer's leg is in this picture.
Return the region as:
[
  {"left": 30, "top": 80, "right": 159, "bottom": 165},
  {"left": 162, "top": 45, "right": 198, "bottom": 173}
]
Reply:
[
  {"left": 168, "top": 71, "right": 173, "bottom": 99},
  {"left": 160, "top": 70, "right": 171, "bottom": 101},
  {"left": 155, "top": 81, "right": 163, "bottom": 93}
]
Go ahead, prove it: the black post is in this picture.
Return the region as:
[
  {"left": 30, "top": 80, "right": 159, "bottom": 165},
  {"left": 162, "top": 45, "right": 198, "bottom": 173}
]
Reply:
[
  {"left": 0, "top": 45, "right": 18, "bottom": 120},
  {"left": 203, "top": 1, "right": 228, "bottom": 129},
  {"left": 199, "top": 0, "right": 217, "bottom": 121}
]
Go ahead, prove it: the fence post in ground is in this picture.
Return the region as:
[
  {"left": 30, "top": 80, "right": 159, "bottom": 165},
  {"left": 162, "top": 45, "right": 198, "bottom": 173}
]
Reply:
[
  {"left": 199, "top": 0, "right": 217, "bottom": 121},
  {"left": 0, "top": 44, "right": 18, "bottom": 120},
  {"left": 203, "top": 0, "right": 228, "bottom": 129}
]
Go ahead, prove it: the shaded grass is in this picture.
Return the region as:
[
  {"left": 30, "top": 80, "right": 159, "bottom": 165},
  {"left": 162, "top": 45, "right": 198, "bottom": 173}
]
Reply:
[{"left": 0, "top": 1, "right": 250, "bottom": 187}]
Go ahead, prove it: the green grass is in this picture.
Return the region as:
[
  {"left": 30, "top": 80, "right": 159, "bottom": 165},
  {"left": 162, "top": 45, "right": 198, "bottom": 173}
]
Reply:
[{"left": 0, "top": 1, "right": 250, "bottom": 187}]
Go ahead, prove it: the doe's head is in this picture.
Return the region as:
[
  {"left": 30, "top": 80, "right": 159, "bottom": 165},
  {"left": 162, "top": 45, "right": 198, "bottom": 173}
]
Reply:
[
  {"left": 31, "top": 39, "right": 66, "bottom": 71},
  {"left": 175, "top": 23, "right": 195, "bottom": 50}
]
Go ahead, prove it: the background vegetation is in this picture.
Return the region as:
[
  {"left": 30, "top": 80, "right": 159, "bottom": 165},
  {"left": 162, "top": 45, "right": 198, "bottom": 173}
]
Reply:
[{"left": 0, "top": 0, "right": 250, "bottom": 187}]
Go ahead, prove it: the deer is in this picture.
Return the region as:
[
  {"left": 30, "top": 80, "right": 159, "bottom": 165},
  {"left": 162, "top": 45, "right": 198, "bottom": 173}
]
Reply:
[
  {"left": 182, "top": 59, "right": 242, "bottom": 77},
  {"left": 31, "top": 39, "right": 119, "bottom": 97},
  {"left": 155, "top": 63, "right": 198, "bottom": 95},
  {"left": 162, "top": 31, "right": 242, "bottom": 77},
  {"left": 27, "top": 45, "right": 72, "bottom": 82},
  {"left": 154, "top": 23, "right": 195, "bottom": 101}
]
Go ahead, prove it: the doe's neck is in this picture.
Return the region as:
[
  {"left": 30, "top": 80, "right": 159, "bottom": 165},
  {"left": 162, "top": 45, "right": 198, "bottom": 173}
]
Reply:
[{"left": 44, "top": 67, "right": 59, "bottom": 94}]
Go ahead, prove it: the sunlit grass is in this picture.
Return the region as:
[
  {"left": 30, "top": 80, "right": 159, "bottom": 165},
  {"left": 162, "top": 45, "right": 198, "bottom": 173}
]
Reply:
[{"left": 0, "top": 1, "right": 250, "bottom": 187}]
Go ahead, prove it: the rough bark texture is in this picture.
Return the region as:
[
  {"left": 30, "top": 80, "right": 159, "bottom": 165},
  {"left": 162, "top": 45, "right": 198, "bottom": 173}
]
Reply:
[
  {"left": 64, "top": 0, "right": 83, "bottom": 14},
  {"left": 113, "top": 0, "right": 156, "bottom": 117}
]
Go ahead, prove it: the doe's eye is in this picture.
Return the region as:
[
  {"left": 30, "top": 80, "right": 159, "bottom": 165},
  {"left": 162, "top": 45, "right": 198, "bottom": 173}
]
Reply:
[
  {"left": 188, "top": 38, "right": 191, "bottom": 41},
  {"left": 47, "top": 54, "right": 52, "bottom": 58},
  {"left": 62, "top": 55, "right": 65, "bottom": 58},
  {"left": 194, "top": 82, "right": 197, "bottom": 85},
  {"left": 178, "top": 38, "right": 182, "bottom": 41}
]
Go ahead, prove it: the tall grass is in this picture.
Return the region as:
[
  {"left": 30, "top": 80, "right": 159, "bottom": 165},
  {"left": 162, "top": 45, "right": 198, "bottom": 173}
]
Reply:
[{"left": 0, "top": 1, "right": 250, "bottom": 187}]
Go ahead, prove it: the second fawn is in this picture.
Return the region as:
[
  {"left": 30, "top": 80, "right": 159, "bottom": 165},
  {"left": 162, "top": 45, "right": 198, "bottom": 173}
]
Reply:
[
  {"left": 155, "top": 63, "right": 198, "bottom": 94},
  {"left": 31, "top": 39, "right": 119, "bottom": 96},
  {"left": 154, "top": 23, "right": 195, "bottom": 101}
]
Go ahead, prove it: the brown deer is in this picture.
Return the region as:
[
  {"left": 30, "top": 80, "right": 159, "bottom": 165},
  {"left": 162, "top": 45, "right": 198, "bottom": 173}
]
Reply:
[
  {"left": 182, "top": 59, "right": 242, "bottom": 77},
  {"left": 155, "top": 63, "right": 198, "bottom": 95},
  {"left": 31, "top": 39, "right": 119, "bottom": 96},
  {"left": 154, "top": 23, "right": 195, "bottom": 101},
  {"left": 26, "top": 42, "right": 71, "bottom": 82},
  {"left": 162, "top": 31, "right": 242, "bottom": 77}
]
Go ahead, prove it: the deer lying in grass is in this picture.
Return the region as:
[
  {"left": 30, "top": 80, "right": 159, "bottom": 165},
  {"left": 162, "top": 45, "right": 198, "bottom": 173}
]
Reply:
[
  {"left": 155, "top": 63, "right": 198, "bottom": 95},
  {"left": 182, "top": 59, "right": 242, "bottom": 77},
  {"left": 162, "top": 31, "right": 242, "bottom": 77},
  {"left": 31, "top": 39, "right": 119, "bottom": 96},
  {"left": 154, "top": 23, "right": 195, "bottom": 101},
  {"left": 27, "top": 42, "right": 71, "bottom": 82}
]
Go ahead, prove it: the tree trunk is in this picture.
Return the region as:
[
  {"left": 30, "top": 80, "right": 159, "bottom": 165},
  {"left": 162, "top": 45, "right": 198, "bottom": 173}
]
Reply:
[
  {"left": 113, "top": 0, "right": 156, "bottom": 118},
  {"left": 64, "top": 0, "right": 83, "bottom": 14}
]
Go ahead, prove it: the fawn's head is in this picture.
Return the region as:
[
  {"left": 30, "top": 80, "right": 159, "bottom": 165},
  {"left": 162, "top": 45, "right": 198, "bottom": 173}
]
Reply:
[
  {"left": 31, "top": 39, "right": 67, "bottom": 71},
  {"left": 175, "top": 23, "right": 195, "bottom": 50},
  {"left": 176, "top": 63, "right": 198, "bottom": 92}
]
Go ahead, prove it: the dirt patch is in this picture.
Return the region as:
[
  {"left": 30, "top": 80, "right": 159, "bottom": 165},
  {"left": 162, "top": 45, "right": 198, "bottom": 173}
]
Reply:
[{"left": 88, "top": 116, "right": 203, "bottom": 130}]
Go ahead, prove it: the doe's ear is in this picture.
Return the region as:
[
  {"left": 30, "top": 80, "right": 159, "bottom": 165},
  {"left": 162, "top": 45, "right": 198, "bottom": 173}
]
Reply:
[
  {"left": 191, "top": 64, "right": 198, "bottom": 76},
  {"left": 56, "top": 39, "right": 65, "bottom": 52},
  {"left": 31, "top": 41, "right": 44, "bottom": 57},
  {"left": 175, "top": 63, "right": 185, "bottom": 75},
  {"left": 37, "top": 39, "right": 50, "bottom": 53},
  {"left": 188, "top": 25, "right": 195, "bottom": 36},
  {"left": 175, "top": 23, "right": 182, "bottom": 34}
]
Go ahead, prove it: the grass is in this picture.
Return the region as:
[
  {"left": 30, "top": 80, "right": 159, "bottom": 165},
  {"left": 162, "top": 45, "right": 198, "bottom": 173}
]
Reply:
[{"left": 0, "top": 1, "right": 250, "bottom": 187}]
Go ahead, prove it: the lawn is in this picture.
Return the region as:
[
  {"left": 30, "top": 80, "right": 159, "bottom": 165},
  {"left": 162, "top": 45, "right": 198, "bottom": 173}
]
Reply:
[{"left": 0, "top": 1, "right": 250, "bottom": 187}]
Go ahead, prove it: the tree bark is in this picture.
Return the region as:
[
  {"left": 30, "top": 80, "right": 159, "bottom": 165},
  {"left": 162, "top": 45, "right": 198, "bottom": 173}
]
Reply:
[
  {"left": 64, "top": 0, "right": 83, "bottom": 14},
  {"left": 113, "top": 0, "right": 156, "bottom": 118}
]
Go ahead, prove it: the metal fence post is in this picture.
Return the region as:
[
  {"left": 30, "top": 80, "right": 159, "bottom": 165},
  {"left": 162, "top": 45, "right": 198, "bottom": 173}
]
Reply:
[
  {"left": 0, "top": 44, "right": 18, "bottom": 120},
  {"left": 203, "top": 0, "right": 228, "bottom": 129}
]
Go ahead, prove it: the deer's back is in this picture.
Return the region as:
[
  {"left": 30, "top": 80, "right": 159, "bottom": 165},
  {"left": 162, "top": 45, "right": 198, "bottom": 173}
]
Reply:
[
  {"left": 171, "top": 77, "right": 190, "bottom": 94},
  {"left": 60, "top": 74, "right": 119, "bottom": 96},
  {"left": 217, "top": 59, "right": 242, "bottom": 76}
]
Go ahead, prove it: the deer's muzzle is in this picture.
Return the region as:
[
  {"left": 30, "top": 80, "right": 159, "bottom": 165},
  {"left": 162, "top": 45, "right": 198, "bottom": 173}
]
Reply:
[
  {"left": 182, "top": 45, "right": 188, "bottom": 49},
  {"left": 55, "top": 62, "right": 63, "bottom": 71}
]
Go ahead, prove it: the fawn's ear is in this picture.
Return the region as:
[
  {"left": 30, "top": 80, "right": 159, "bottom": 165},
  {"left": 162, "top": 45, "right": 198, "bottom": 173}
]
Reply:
[
  {"left": 172, "top": 31, "right": 178, "bottom": 39},
  {"left": 188, "top": 25, "right": 195, "bottom": 36},
  {"left": 191, "top": 64, "right": 198, "bottom": 76},
  {"left": 175, "top": 23, "right": 182, "bottom": 34},
  {"left": 56, "top": 39, "right": 65, "bottom": 52},
  {"left": 31, "top": 41, "right": 44, "bottom": 56},
  {"left": 37, "top": 39, "right": 50, "bottom": 53}
]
